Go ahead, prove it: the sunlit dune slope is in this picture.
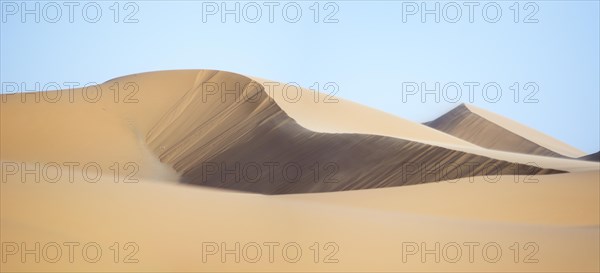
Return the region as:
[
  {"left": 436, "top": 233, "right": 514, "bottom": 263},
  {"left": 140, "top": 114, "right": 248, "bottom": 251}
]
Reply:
[{"left": 0, "top": 70, "right": 208, "bottom": 180}]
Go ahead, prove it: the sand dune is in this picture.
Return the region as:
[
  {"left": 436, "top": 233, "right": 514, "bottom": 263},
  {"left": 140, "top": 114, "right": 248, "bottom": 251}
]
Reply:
[
  {"left": 251, "top": 77, "right": 598, "bottom": 173},
  {"left": 580, "top": 151, "right": 600, "bottom": 162},
  {"left": 142, "top": 71, "right": 562, "bottom": 193},
  {"left": 1, "top": 69, "right": 598, "bottom": 272},
  {"left": 425, "top": 103, "right": 586, "bottom": 158}
]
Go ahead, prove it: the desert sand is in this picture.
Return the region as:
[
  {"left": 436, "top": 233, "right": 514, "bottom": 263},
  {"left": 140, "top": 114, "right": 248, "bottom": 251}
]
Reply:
[{"left": 1, "top": 70, "right": 598, "bottom": 272}]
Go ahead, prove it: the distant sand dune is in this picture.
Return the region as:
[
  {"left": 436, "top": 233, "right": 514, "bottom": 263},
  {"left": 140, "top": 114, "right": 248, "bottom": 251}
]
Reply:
[
  {"left": 580, "top": 151, "right": 600, "bottom": 162},
  {"left": 425, "top": 103, "right": 586, "bottom": 158}
]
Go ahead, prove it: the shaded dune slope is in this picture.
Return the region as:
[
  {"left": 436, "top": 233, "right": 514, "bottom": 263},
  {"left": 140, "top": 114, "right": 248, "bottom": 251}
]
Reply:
[
  {"left": 146, "top": 71, "right": 563, "bottom": 194},
  {"left": 425, "top": 104, "right": 584, "bottom": 158},
  {"left": 580, "top": 152, "right": 600, "bottom": 162}
]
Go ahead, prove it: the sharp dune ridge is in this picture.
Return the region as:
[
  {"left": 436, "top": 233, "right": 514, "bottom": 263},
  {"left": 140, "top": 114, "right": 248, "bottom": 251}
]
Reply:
[{"left": 425, "top": 103, "right": 586, "bottom": 158}]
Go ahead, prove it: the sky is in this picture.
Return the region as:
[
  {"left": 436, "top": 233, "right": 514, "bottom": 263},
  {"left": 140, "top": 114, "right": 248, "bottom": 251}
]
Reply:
[{"left": 1, "top": 0, "right": 599, "bottom": 153}]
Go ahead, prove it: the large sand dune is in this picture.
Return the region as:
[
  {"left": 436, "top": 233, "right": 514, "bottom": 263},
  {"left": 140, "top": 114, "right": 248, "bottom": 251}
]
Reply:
[
  {"left": 2, "top": 70, "right": 573, "bottom": 194},
  {"left": 144, "top": 71, "right": 563, "bottom": 193},
  {"left": 1, "top": 69, "right": 598, "bottom": 272}
]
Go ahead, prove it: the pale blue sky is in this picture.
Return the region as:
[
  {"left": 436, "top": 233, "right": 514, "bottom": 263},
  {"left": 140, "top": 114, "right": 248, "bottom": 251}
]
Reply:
[{"left": 1, "top": 1, "right": 599, "bottom": 153}]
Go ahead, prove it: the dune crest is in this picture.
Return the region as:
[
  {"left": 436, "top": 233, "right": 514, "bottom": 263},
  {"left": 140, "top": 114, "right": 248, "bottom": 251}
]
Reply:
[
  {"left": 425, "top": 103, "right": 585, "bottom": 158},
  {"left": 144, "top": 71, "right": 563, "bottom": 194}
]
